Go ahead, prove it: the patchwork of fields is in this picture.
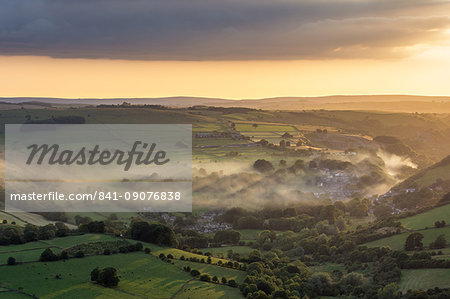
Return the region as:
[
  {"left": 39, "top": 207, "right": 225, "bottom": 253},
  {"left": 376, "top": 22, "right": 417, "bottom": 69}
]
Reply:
[
  {"left": 0, "top": 234, "right": 245, "bottom": 298},
  {"left": 364, "top": 227, "right": 450, "bottom": 251}
]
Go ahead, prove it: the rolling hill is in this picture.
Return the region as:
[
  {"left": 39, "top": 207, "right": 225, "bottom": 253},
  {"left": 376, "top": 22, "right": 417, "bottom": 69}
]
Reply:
[{"left": 2, "top": 94, "right": 450, "bottom": 113}]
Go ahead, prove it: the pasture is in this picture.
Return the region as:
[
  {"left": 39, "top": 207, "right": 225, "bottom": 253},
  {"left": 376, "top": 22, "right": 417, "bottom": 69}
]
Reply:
[
  {"left": 400, "top": 269, "right": 450, "bottom": 293},
  {"left": 0, "top": 252, "right": 192, "bottom": 299},
  {"left": 364, "top": 227, "right": 450, "bottom": 251},
  {"left": 400, "top": 204, "right": 450, "bottom": 230},
  {"left": 200, "top": 246, "right": 254, "bottom": 258},
  {"left": 0, "top": 234, "right": 120, "bottom": 264},
  {"left": 174, "top": 280, "right": 243, "bottom": 299}
]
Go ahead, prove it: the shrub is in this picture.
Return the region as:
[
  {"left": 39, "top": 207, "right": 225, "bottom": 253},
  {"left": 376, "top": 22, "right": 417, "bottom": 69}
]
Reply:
[
  {"left": 144, "top": 247, "right": 151, "bottom": 254},
  {"left": 7, "top": 256, "right": 16, "bottom": 265},
  {"left": 60, "top": 251, "right": 69, "bottom": 260},
  {"left": 134, "top": 242, "right": 143, "bottom": 251},
  {"left": 92, "top": 267, "right": 120, "bottom": 287},
  {"left": 103, "top": 249, "right": 111, "bottom": 255},
  {"left": 228, "top": 279, "right": 238, "bottom": 288},
  {"left": 200, "top": 274, "right": 211, "bottom": 282},
  {"left": 190, "top": 269, "right": 200, "bottom": 277},
  {"left": 91, "top": 267, "right": 100, "bottom": 281},
  {"left": 75, "top": 250, "right": 85, "bottom": 258},
  {"left": 40, "top": 248, "right": 58, "bottom": 262}
]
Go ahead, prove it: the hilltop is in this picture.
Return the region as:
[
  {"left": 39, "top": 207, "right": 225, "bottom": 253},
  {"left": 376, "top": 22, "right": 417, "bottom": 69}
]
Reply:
[{"left": 2, "top": 94, "right": 450, "bottom": 113}]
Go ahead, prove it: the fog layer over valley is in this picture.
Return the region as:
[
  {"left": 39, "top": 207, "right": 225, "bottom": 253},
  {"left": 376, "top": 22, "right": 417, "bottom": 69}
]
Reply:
[{"left": 193, "top": 149, "right": 417, "bottom": 209}]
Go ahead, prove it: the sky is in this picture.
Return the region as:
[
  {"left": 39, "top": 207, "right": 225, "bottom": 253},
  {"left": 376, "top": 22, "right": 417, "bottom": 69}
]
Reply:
[{"left": 0, "top": 0, "right": 450, "bottom": 99}]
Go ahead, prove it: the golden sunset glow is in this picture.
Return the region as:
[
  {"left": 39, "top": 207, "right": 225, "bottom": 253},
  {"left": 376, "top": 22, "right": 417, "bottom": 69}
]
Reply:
[{"left": 0, "top": 51, "right": 450, "bottom": 99}]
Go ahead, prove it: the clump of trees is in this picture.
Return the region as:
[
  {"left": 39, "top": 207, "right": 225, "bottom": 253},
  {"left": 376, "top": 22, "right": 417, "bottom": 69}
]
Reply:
[
  {"left": 253, "top": 159, "right": 274, "bottom": 173},
  {"left": 128, "top": 220, "right": 178, "bottom": 247},
  {"left": 404, "top": 233, "right": 424, "bottom": 251},
  {"left": 213, "top": 230, "right": 241, "bottom": 245},
  {"left": 434, "top": 220, "right": 446, "bottom": 228},
  {"left": 429, "top": 235, "right": 447, "bottom": 249},
  {"left": 91, "top": 267, "right": 120, "bottom": 287},
  {"left": 0, "top": 222, "right": 71, "bottom": 245}
]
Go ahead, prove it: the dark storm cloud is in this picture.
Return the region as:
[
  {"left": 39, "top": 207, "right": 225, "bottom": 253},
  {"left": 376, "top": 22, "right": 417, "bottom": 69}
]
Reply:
[{"left": 0, "top": 0, "right": 449, "bottom": 60}]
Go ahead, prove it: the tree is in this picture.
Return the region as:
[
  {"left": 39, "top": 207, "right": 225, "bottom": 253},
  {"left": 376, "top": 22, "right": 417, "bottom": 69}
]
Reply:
[
  {"left": 221, "top": 277, "right": 227, "bottom": 284},
  {"left": 253, "top": 159, "right": 274, "bottom": 173},
  {"left": 190, "top": 269, "right": 200, "bottom": 277},
  {"left": 200, "top": 274, "right": 211, "bottom": 282},
  {"left": 228, "top": 279, "right": 238, "bottom": 288},
  {"left": 128, "top": 221, "right": 178, "bottom": 247},
  {"left": 429, "top": 234, "right": 446, "bottom": 249},
  {"left": 7, "top": 256, "right": 16, "bottom": 265},
  {"left": 213, "top": 230, "right": 241, "bottom": 244},
  {"left": 377, "top": 283, "right": 401, "bottom": 299},
  {"left": 55, "top": 222, "right": 69, "bottom": 237},
  {"left": 24, "top": 224, "right": 38, "bottom": 242},
  {"left": 91, "top": 267, "right": 100, "bottom": 282},
  {"left": 374, "top": 204, "right": 393, "bottom": 219},
  {"left": 40, "top": 248, "right": 58, "bottom": 262},
  {"left": 404, "top": 233, "right": 424, "bottom": 251},
  {"left": 60, "top": 251, "right": 69, "bottom": 260},
  {"left": 80, "top": 221, "right": 105, "bottom": 233},
  {"left": 434, "top": 220, "right": 446, "bottom": 228},
  {"left": 307, "top": 273, "right": 334, "bottom": 297},
  {"left": 95, "top": 267, "right": 120, "bottom": 287}
]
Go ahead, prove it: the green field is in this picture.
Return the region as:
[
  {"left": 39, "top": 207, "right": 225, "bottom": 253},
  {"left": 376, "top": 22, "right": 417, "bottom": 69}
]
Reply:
[
  {"left": 200, "top": 246, "right": 254, "bottom": 258},
  {"left": 153, "top": 248, "right": 230, "bottom": 265},
  {"left": 0, "top": 212, "right": 26, "bottom": 226},
  {"left": 400, "top": 204, "right": 450, "bottom": 230},
  {"left": 174, "top": 280, "right": 243, "bottom": 299},
  {"left": 0, "top": 234, "right": 121, "bottom": 264},
  {"left": 0, "top": 252, "right": 192, "bottom": 298},
  {"left": 400, "top": 269, "right": 450, "bottom": 293},
  {"left": 364, "top": 227, "right": 450, "bottom": 250}
]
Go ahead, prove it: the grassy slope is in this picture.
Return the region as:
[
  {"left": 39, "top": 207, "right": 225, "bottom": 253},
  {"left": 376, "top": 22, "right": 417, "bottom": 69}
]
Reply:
[
  {"left": 364, "top": 227, "right": 450, "bottom": 251},
  {"left": 153, "top": 248, "right": 229, "bottom": 265},
  {"left": 396, "top": 156, "right": 450, "bottom": 190},
  {"left": 0, "top": 234, "right": 119, "bottom": 264},
  {"left": 174, "top": 280, "right": 242, "bottom": 299},
  {"left": 400, "top": 269, "right": 450, "bottom": 293},
  {"left": 0, "top": 235, "right": 244, "bottom": 298},
  {"left": 400, "top": 204, "right": 450, "bottom": 230},
  {"left": 0, "top": 211, "right": 26, "bottom": 226},
  {"left": 200, "top": 246, "right": 254, "bottom": 257},
  {"left": 0, "top": 252, "right": 191, "bottom": 299}
]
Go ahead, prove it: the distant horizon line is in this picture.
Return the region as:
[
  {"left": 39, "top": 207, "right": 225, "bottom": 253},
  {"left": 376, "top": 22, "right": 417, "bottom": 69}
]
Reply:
[{"left": 1, "top": 94, "right": 450, "bottom": 101}]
